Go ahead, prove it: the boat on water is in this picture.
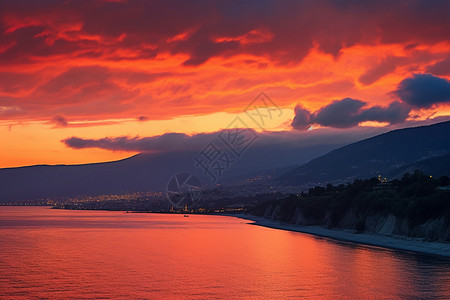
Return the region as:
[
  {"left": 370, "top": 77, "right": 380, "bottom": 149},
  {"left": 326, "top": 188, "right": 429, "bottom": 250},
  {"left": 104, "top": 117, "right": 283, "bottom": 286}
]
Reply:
[{"left": 184, "top": 204, "right": 189, "bottom": 217}]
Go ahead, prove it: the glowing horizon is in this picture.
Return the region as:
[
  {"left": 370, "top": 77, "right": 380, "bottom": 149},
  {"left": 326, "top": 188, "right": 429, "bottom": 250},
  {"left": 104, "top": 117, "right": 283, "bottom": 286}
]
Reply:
[{"left": 1, "top": 0, "right": 450, "bottom": 168}]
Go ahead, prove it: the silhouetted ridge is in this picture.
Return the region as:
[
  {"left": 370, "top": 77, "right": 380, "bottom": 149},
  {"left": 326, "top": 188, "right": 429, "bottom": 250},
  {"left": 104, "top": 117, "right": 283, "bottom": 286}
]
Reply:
[{"left": 279, "top": 121, "right": 450, "bottom": 185}]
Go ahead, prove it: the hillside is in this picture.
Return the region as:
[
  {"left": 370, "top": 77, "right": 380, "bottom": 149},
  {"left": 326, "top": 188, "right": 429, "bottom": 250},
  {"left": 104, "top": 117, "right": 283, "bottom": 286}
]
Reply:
[
  {"left": 387, "top": 153, "right": 450, "bottom": 178},
  {"left": 0, "top": 140, "right": 338, "bottom": 203},
  {"left": 279, "top": 121, "right": 450, "bottom": 185},
  {"left": 253, "top": 171, "right": 450, "bottom": 241}
]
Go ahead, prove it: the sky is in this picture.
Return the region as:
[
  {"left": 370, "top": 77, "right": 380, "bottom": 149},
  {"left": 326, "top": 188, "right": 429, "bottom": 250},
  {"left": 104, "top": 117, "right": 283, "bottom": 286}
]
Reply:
[{"left": 1, "top": 0, "right": 450, "bottom": 168}]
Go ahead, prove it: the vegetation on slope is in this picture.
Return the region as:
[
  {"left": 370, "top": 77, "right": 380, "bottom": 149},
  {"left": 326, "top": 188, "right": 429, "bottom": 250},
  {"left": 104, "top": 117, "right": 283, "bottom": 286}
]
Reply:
[{"left": 252, "top": 170, "right": 450, "bottom": 241}]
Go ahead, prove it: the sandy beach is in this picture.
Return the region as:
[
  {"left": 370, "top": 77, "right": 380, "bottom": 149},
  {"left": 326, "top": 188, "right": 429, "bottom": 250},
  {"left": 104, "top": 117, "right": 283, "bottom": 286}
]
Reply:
[{"left": 232, "top": 214, "right": 450, "bottom": 258}]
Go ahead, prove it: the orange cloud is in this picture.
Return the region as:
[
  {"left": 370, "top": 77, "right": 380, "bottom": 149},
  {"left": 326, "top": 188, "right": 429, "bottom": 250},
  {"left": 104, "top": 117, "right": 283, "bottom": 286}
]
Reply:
[{"left": 0, "top": 0, "right": 449, "bottom": 167}]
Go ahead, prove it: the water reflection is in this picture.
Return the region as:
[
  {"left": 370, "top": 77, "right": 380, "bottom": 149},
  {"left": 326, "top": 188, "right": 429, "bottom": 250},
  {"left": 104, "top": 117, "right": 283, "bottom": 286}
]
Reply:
[{"left": 0, "top": 206, "right": 449, "bottom": 299}]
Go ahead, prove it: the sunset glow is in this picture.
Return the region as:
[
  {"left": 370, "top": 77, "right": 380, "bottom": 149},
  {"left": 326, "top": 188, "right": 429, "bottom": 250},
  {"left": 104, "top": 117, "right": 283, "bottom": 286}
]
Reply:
[
  {"left": 1, "top": 1, "right": 450, "bottom": 167},
  {"left": 2, "top": 2, "right": 450, "bottom": 299}
]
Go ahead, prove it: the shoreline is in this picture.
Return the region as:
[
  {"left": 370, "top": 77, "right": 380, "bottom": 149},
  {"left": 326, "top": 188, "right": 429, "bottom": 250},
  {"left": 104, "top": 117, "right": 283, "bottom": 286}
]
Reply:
[
  {"left": 230, "top": 214, "right": 450, "bottom": 259},
  {"left": 39, "top": 207, "right": 450, "bottom": 258}
]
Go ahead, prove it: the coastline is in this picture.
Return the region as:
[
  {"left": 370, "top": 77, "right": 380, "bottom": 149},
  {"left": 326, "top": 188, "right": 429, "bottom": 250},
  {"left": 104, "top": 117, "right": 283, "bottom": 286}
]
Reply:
[
  {"left": 231, "top": 214, "right": 450, "bottom": 258},
  {"left": 46, "top": 207, "right": 450, "bottom": 258}
]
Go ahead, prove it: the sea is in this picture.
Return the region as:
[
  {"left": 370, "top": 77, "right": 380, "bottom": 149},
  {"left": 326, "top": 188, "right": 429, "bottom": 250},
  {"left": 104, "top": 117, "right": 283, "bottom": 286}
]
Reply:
[{"left": 1, "top": 206, "right": 449, "bottom": 299}]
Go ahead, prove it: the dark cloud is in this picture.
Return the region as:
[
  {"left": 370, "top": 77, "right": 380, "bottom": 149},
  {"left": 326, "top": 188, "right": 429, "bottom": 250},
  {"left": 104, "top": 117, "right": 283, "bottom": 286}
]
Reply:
[
  {"left": 61, "top": 127, "right": 389, "bottom": 160},
  {"left": 62, "top": 133, "right": 206, "bottom": 152},
  {"left": 394, "top": 73, "right": 450, "bottom": 108},
  {"left": 312, "top": 98, "right": 366, "bottom": 128},
  {"left": 50, "top": 115, "right": 68, "bottom": 127},
  {"left": 292, "top": 98, "right": 411, "bottom": 130},
  {"left": 358, "top": 101, "right": 411, "bottom": 124},
  {"left": 404, "top": 43, "right": 420, "bottom": 51},
  {"left": 62, "top": 119, "right": 450, "bottom": 173},
  {"left": 137, "top": 116, "right": 148, "bottom": 122},
  {"left": 1, "top": 0, "right": 449, "bottom": 65},
  {"left": 291, "top": 105, "right": 311, "bottom": 130}
]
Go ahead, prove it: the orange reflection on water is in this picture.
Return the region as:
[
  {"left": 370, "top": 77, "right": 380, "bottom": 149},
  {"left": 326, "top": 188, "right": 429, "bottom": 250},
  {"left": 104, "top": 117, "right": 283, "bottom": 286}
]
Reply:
[{"left": 0, "top": 207, "right": 450, "bottom": 299}]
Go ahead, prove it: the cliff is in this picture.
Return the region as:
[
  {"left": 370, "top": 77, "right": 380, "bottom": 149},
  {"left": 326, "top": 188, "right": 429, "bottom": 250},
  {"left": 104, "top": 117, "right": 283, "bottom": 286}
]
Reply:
[{"left": 252, "top": 171, "right": 450, "bottom": 241}]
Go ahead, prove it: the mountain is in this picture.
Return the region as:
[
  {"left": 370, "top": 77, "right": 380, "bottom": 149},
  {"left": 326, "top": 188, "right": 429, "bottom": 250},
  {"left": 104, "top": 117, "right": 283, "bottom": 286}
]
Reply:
[
  {"left": 3, "top": 120, "right": 449, "bottom": 203},
  {"left": 0, "top": 152, "right": 194, "bottom": 202},
  {"left": 387, "top": 152, "right": 450, "bottom": 179},
  {"left": 280, "top": 121, "right": 450, "bottom": 186},
  {"left": 0, "top": 141, "right": 342, "bottom": 203}
]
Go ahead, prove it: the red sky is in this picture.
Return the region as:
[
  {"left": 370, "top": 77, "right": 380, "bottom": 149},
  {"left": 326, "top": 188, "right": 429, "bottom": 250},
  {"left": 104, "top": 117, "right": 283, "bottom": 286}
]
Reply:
[{"left": 1, "top": 0, "right": 450, "bottom": 167}]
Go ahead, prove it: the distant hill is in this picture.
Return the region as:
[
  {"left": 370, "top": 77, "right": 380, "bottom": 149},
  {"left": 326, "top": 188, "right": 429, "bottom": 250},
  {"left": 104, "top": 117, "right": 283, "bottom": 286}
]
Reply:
[
  {"left": 279, "top": 121, "right": 450, "bottom": 185},
  {"left": 0, "top": 140, "right": 340, "bottom": 203},
  {"left": 0, "top": 152, "right": 195, "bottom": 202},
  {"left": 3, "top": 121, "right": 449, "bottom": 203},
  {"left": 387, "top": 153, "right": 450, "bottom": 179}
]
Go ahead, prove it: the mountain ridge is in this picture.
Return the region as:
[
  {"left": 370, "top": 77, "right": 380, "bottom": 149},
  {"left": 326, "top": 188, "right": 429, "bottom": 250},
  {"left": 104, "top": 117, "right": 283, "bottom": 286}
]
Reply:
[{"left": 279, "top": 120, "right": 450, "bottom": 185}]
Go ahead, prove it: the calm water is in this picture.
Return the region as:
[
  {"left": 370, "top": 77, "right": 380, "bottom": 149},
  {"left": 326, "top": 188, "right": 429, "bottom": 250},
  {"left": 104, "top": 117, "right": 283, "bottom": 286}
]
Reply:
[{"left": 0, "top": 207, "right": 449, "bottom": 299}]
